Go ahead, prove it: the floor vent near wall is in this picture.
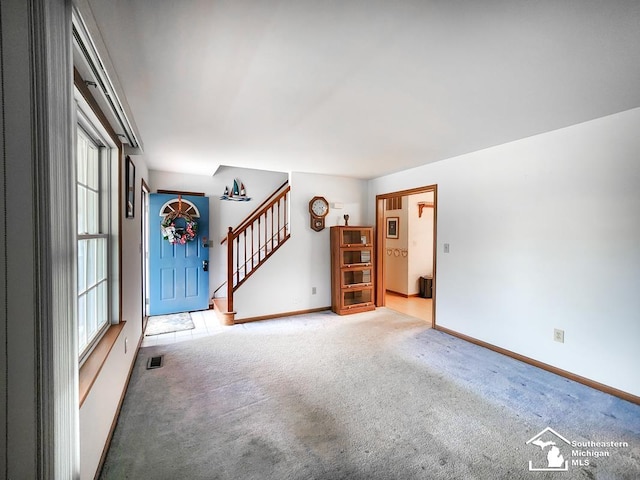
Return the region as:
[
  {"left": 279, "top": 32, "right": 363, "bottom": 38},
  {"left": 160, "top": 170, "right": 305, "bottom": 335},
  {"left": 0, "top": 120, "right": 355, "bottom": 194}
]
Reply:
[{"left": 146, "top": 355, "right": 164, "bottom": 369}]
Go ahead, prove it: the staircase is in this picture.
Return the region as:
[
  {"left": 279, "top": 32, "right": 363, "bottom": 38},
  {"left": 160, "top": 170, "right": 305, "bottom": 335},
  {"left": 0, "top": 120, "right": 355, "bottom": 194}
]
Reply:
[{"left": 213, "top": 181, "right": 291, "bottom": 324}]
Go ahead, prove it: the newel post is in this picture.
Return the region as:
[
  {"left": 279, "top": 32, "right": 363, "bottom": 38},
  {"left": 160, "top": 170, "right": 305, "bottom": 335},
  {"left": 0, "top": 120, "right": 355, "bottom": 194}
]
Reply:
[{"left": 226, "top": 226, "right": 234, "bottom": 312}]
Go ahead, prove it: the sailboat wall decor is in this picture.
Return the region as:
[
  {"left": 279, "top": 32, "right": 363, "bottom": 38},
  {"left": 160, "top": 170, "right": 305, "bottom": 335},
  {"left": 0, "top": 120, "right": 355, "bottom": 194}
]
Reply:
[{"left": 220, "top": 179, "right": 251, "bottom": 202}]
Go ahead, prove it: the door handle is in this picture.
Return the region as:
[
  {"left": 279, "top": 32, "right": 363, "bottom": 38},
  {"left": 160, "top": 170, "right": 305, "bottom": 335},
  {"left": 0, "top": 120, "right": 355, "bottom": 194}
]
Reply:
[{"left": 202, "top": 260, "right": 209, "bottom": 272}]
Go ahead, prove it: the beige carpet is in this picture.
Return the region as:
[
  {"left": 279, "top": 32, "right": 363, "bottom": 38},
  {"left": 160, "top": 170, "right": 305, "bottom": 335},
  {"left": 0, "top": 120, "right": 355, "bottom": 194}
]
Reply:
[{"left": 101, "top": 308, "right": 640, "bottom": 479}]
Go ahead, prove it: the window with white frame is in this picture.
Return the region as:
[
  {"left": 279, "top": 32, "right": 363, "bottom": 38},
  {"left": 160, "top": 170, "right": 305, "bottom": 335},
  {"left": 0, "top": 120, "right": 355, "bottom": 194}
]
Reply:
[
  {"left": 76, "top": 115, "right": 114, "bottom": 360},
  {"left": 73, "top": 7, "right": 126, "bottom": 365}
]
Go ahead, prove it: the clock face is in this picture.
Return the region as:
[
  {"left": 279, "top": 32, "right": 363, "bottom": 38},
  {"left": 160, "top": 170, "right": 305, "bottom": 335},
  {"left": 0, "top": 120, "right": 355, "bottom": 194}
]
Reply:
[{"left": 311, "top": 198, "right": 328, "bottom": 217}]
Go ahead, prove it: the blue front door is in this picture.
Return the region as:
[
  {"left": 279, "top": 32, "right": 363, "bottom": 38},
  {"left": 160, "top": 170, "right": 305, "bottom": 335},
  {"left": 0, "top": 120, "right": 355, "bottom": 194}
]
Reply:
[{"left": 149, "top": 194, "right": 209, "bottom": 315}]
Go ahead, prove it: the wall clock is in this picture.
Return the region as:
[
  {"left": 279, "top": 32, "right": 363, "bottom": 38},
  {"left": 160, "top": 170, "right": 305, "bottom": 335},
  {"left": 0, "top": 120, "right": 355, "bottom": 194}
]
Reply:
[{"left": 309, "top": 196, "right": 329, "bottom": 232}]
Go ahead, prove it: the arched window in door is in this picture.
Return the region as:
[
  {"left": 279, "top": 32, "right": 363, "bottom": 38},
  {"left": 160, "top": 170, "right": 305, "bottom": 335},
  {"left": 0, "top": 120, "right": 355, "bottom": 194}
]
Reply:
[{"left": 158, "top": 197, "right": 201, "bottom": 219}]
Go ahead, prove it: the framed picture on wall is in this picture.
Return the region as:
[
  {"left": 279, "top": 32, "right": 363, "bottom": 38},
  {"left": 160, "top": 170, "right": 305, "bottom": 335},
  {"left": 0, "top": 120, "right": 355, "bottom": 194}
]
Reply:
[
  {"left": 126, "top": 156, "right": 135, "bottom": 218},
  {"left": 386, "top": 217, "right": 399, "bottom": 239}
]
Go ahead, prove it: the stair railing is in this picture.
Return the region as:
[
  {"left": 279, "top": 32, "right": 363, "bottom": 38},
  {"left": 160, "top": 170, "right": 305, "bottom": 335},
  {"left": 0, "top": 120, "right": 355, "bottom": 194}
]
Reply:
[{"left": 220, "top": 181, "right": 291, "bottom": 313}]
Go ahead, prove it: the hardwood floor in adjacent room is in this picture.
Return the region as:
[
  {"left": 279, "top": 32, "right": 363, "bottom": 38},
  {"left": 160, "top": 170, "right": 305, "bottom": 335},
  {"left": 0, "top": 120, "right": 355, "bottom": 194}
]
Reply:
[{"left": 384, "top": 291, "right": 432, "bottom": 325}]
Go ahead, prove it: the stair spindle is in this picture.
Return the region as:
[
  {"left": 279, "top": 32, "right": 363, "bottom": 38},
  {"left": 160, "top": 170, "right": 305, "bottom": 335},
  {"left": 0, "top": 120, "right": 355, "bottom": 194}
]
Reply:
[{"left": 226, "top": 226, "right": 234, "bottom": 313}]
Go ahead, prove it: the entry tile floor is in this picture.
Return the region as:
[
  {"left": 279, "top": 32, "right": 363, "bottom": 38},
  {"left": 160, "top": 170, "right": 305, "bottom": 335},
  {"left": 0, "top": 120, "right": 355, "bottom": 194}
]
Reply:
[
  {"left": 142, "top": 295, "right": 432, "bottom": 348},
  {"left": 141, "top": 309, "right": 226, "bottom": 347}
]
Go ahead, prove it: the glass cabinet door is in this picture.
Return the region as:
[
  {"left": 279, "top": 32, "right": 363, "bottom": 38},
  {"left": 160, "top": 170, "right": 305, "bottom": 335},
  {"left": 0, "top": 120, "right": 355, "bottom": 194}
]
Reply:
[
  {"left": 341, "top": 248, "right": 372, "bottom": 267},
  {"left": 340, "top": 228, "right": 372, "bottom": 246},
  {"left": 341, "top": 267, "right": 372, "bottom": 288},
  {"left": 342, "top": 288, "right": 373, "bottom": 309}
]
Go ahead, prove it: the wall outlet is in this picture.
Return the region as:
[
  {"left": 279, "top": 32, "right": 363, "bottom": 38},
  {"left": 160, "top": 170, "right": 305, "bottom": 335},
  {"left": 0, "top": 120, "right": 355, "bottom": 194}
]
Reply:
[
  {"left": 444, "top": 243, "right": 450, "bottom": 253},
  {"left": 312, "top": 287, "right": 317, "bottom": 295},
  {"left": 125, "top": 337, "right": 128, "bottom": 354},
  {"left": 553, "top": 329, "right": 564, "bottom": 343}
]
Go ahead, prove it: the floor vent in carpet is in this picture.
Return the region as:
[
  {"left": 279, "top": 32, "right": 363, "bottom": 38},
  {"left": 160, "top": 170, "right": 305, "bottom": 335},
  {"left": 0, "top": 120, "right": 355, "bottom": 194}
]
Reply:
[{"left": 146, "top": 355, "right": 164, "bottom": 369}]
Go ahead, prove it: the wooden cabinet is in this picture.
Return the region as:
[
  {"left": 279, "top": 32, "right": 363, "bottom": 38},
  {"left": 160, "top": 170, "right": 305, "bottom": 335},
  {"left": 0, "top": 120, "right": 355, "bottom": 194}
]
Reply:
[{"left": 331, "top": 226, "right": 375, "bottom": 315}]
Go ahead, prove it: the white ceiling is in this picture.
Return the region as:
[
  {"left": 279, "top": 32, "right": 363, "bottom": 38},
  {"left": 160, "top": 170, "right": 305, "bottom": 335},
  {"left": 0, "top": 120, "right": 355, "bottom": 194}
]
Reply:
[{"left": 83, "top": 0, "right": 640, "bottom": 179}]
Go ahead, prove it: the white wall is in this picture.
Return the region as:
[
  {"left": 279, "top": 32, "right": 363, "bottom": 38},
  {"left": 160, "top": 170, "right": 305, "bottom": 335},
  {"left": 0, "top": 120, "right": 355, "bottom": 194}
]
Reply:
[
  {"left": 368, "top": 108, "right": 640, "bottom": 397},
  {"left": 234, "top": 172, "right": 368, "bottom": 319},
  {"left": 79, "top": 154, "right": 149, "bottom": 479}
]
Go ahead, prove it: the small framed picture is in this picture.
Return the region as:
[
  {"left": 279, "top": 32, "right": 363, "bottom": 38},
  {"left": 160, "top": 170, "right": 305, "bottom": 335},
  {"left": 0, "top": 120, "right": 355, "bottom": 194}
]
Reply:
[
  {"left": 386, "top": 217, "right": 399, "bottom": 239},
  {"left": 125, "top": 156, "right": 135, "bottom": 218}
]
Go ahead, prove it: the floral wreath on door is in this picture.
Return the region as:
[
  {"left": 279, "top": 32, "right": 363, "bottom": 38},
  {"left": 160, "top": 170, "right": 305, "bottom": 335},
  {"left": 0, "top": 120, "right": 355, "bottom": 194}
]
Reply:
[{"left": 161, "top": 211, "right": 198, "bottom": 244}]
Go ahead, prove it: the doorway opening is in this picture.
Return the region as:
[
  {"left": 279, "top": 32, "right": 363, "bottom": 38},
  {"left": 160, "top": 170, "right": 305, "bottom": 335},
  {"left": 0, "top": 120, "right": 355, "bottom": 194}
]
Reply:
[{"left": 375, "top": 185, "right": 437, "bottom": 326}]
